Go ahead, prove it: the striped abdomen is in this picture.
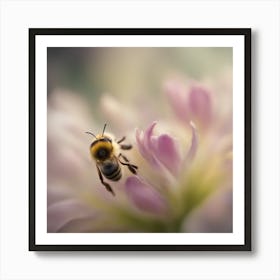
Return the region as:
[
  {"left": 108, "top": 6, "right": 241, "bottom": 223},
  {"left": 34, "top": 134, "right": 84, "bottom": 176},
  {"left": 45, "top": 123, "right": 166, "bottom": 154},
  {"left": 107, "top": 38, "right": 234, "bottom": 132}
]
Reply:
[{"left": 100, "top": 158, "right": 122, "bottom": 181}]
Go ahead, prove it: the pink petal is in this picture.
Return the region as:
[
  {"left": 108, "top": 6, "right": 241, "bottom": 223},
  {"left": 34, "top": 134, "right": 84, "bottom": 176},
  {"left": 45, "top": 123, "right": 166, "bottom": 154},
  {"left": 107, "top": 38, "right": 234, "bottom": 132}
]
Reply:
[
  {"left": 136, "top": 123, "right": 159, "bottom": 167},
  {"left": 165, "top": 80, "right": 189, "bottom": 122},
  {"left": 135, "top": 128, "right": 147, "bottom": 157},
  {"left": 153, "top": 134, "right": 181, "bottom": 176},
  {"left": 186, "top": 122, "right": 198, "bottom": 161},
  {"left": 125, "top": 176, "right": 167, "bottom": 215},
  {"left": 47, "top": 199, "right": 96, "bottom": 232},
  {"left": 182, "top": 189, "right": 233, "bottom": 233},
  {"left": 188, "top": 85, "right": 212, "bottom": 125},
  {"left": 150, "top": 135, "right": 159, "bottom": 148},
  {"left": 143, "top": 121, "right": 157, "bottom": 150},
  {"left": 47, "top": 185, "right": 75, "bottom": 206},
  {"left": 57, "top": 217, "right": 97, "bottom": 233}
]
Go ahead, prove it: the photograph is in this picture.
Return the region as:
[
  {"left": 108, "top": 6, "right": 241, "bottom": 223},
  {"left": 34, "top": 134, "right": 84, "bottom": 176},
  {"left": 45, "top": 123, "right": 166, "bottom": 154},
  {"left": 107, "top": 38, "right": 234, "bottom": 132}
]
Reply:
[
  {"left": 29, "top": 29, "right": 251, "bottom": 250},
  {"left": 47, "top": 46, "right": 233, "bottom": 234}
]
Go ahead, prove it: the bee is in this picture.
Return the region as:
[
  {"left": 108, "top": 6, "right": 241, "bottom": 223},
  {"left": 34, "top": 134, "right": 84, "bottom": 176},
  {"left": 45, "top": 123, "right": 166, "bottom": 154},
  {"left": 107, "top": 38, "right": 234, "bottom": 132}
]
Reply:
[{"left": 86, "top": 124, "right": 138, "bottom": 196}]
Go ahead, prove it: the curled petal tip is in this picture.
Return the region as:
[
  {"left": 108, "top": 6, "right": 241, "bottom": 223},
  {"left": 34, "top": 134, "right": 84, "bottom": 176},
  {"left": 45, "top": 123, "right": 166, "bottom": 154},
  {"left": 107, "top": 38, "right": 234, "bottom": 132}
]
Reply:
[
  {"left": 135, "top": 122, "right": 161, "bottom": 167},
  {"left": 146, "top": 121, "right": 157, "bottom": 134},
  {"left": 146, "top": 122, "right": 157, "bottom": 143}
]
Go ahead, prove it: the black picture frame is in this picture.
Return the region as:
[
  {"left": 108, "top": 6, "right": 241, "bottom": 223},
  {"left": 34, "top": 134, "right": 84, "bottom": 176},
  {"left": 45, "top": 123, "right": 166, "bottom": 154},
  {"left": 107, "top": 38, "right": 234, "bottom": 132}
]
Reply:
[{"left": 29, "top": 28, "right": 251, "bottom": 251}]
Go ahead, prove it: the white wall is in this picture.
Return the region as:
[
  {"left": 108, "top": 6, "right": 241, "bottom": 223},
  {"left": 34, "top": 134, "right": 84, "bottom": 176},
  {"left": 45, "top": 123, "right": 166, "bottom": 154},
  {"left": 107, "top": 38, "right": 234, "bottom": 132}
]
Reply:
[{"left": 0, "top": 1, "right": 279, "bottom": 279}]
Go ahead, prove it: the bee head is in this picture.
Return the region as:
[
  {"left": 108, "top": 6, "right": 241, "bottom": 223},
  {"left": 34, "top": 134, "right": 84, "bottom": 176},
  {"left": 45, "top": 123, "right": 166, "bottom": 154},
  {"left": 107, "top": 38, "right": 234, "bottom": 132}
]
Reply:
[
  {"left": 90, "top": 137, "right": 113, "bottom": 161},
  {"left": 86, "top": 124, "right": 114, "bottom": 161}
]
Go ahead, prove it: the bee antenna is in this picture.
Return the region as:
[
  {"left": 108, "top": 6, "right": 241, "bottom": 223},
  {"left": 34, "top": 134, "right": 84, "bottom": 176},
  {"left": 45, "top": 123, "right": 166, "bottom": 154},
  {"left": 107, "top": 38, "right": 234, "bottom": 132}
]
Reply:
[
  {"left": 85, "top": 131, "right": 97, "bottom": 139},
  {"left": 102, "top": 123, "right": 107, "bottom": 136}
]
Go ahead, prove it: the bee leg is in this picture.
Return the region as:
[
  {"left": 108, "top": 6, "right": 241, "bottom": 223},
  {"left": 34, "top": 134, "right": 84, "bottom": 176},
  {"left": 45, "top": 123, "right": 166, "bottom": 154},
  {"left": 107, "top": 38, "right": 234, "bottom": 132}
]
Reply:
[
  {"left": 117, "top": 137, "right": 132, "bottom": 150},
  {"left": 118, "top": 154, "right": 138, "bottom": 174},
  {"left": 119, "top": 154, "right": 138, "bottom": 169},
  {"left": 119, "top": 153, "right": 130, "bottom": 162},
  {"left": 120, "top": 144, "right": 132, "bottom": 150},
  {"left": 117, "top": 136, "right": 126, "bottom": 144},
  {"left": 96, "top": 165, "right": 115, "bottom": 196},
  {"left": 118, "top": 153, "right": 134, "bottom": 165}
]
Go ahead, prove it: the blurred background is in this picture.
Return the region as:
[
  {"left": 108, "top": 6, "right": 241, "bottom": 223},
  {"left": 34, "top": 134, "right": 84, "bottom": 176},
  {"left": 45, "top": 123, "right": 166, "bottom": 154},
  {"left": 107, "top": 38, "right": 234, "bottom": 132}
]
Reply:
[
  {"left": 47, "top": 47, "right": 233, "bottom": 233},
  {"left": 47, "top": 47, "right": 232, "bottom": 121}
]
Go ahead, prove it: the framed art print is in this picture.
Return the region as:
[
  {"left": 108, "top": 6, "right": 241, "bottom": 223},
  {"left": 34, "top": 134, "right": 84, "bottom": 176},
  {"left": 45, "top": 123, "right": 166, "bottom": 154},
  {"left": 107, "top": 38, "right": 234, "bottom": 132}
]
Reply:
[{"left": 29, "top": 28, "right": 251, "bottom": 251}]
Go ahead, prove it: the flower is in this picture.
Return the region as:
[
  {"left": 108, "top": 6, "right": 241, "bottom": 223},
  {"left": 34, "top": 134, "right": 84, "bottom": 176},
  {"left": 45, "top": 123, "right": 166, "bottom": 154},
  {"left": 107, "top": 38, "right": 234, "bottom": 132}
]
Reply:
[
  {"left": 47, "top": 76, "right": 232, "bottom": 233},
  {"left": 135, "top": 121, "right": 197, "bottom": 177},
  {"left": 126, "top": 176, "right": 167, "bottom": 215},
  {"left": 165, "top": 80, "right": 213, "bottom": 127}
]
